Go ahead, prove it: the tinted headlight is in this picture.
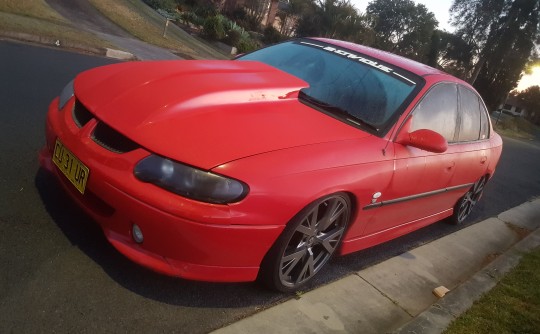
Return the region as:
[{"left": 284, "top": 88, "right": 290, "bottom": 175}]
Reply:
[
  {"left": 58, "top": 79, "right": 74, "bottom": 110},
  {"left": 134, "top": 155, "right": 248, "bottom": 204}
]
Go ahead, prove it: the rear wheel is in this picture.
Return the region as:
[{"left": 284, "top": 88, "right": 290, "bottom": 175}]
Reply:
[
  {"left": 449, "top": 176, "right": 487, "bottom": 225},
  {"left": 259, "top": 193, "right": 351, "bottom": 292}
]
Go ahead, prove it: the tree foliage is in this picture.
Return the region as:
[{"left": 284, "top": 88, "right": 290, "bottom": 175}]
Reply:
[
  {"left": 243, "top": 0, "right": 271, "bottom": 27},
  {"left": 296, "top": 0, "right": 375, "bottom": 45},
  {"left": 449, "top": 0, "right": 540, "bottom": 109},
  {"left": 435, "top": 30, "right": 474, "bottom": 78},
  {"left": 450, "top": 0, "right": 505, "bottom": 60},
  {"left": 277, "top": 0, "right": 310, "bottom": 36},
  {"left": 366, "top": 0, "right": 438, "bottom": 61}
]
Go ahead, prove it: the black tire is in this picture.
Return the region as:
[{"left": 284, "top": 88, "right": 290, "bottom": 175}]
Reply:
[
  {"left": 258, "top": 193, "right": 351, "bottom": 292},
  {"left": 449, "top": 176, "right": 487, "bottom": 225}
]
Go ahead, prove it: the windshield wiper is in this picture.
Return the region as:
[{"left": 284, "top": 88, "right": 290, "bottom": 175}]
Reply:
[{"left": 298, "top": 91, "right": 378, "bottom": 132}]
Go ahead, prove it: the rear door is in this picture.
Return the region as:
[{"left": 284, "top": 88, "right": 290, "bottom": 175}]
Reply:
[{"left": 452, "top": 85, "right": 491, "bottom": 187}]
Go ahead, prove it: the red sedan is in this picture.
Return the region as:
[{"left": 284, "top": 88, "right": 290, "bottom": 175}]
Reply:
[{"left": 40, "top": 38, "right": 502, "bottom": 292}]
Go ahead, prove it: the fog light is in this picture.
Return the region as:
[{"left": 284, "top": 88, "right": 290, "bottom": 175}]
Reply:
[{"left": 132, "top": 224, "right": 144, "bottom": 243}]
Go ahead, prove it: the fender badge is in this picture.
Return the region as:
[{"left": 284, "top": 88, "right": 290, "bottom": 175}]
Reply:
[{"left": 372, "top": 192, "right": 382, "bottom": 203}]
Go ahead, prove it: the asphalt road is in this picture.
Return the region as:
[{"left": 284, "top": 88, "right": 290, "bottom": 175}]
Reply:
[{"left": 1, "top": 41, "right": 539, "bottom": 333}]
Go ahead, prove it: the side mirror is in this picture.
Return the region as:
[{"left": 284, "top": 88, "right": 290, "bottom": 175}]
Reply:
[{"left": 397, "top": 129, "right": 448, "bottom": 153}]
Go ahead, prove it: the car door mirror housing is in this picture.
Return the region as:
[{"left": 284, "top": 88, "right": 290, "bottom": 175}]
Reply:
[{"left": 397, "top": 129, "right": 448, "bottom": 153}]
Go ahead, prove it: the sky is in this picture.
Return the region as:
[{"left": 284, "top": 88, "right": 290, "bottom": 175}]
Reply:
[
  {"left": 349, "top": 0, "right": 539, "bottom": 91},
  {"left": 516, "top": 66, "right": 540, "bottom": 92}
]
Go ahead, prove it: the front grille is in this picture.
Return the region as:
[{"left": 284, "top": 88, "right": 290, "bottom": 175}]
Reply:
[
  {"left": 92, "top": 122, "right": 140, "bottom": 154},
  {"left": 72, "top": 99, "right": 94, "bottom": 128}
]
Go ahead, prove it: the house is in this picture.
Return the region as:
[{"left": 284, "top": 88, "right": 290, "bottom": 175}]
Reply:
[{"left": 496, "top": 95, "right": 526, "bottom": 117}]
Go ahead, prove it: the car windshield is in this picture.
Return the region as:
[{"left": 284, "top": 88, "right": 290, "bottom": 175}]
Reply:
[{"left": 238, "top": 40, "right": 421, "bottom": 133}]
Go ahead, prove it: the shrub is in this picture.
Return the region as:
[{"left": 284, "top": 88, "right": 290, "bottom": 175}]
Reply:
[
  {"left": 226, "top": 7, "right": 261, "bottom": 32},
  {"left": 181, "top": 11, "right": 204, "bottom": 26},
  {"left": 262, "top": 26, "right": 284, "bottom": 44},
  {"left": 224, "top": 29, "right": 242, "bottom": 46},
  {"left": 194, "top": 4, "right": 218, "bottom": 18},
  {"left": 203, "top": 15, "right": 225, "bottom": 40},
  {"left": 143, "top": 0, "right": 176, "bottom": 11},
  {"left": 237, "top": 37, "right": 258, "bottom": 53}
]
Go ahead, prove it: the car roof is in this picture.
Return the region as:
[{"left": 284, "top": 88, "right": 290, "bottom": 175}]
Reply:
[{"left": 311, "top": 37, "right": 450, "bottom": 78}]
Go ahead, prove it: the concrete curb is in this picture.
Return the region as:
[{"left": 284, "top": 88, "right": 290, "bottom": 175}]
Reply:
[
  {"left": 394, "top": 199, "right": 540, "bottom": 334},
  {"left": 105, "top": 48, "right": 136, "bottom": 60},
  {"left": 394, "top": 228, "right": 540, "bottom": 334},
  {"left": 212, "top": 198, "right": 540, "bottom": 334},
  {"left": 0, "top": 31, "right": 135, "bottom": 60}
]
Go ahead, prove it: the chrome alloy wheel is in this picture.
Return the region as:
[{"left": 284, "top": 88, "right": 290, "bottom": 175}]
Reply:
[
  {"left": 455, "top": 177, "right": 486, "bottom": 224},
  {"left": 278, "top": 195, "right": 350, "bottom": 289}
]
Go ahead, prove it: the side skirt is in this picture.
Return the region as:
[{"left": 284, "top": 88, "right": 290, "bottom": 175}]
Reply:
[{"left": 339, "top": 209, "right": 452, "bottom": 255}]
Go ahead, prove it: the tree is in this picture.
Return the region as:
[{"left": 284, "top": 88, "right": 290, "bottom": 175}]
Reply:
[
  {"left": 436, "top": 31, "right": 474, "bottom": 79},
  {"left": 277, "top": 0, "right": 310, "bottom": 36},
  {"left": 244, "top": 0, "right": 271, "bottom": 27},
  {"left": 425, "top": 30, "right": 441, "bottom": 67},
  {"left": 450, "top": 0, "right": 540, "bottom": 109},
  {"left": 366, "top": 0, "right": 438, "bottom": 61},
  {"left": 449, "top": 0, "right": 505, "bottom": 75},
  {"left": 296, "top": 0, "right": 374, "bottom": 45}
]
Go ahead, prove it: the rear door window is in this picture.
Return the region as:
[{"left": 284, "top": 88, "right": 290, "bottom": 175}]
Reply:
[{"left": 410, "top": 83, "right": 459, "bottom": 142}]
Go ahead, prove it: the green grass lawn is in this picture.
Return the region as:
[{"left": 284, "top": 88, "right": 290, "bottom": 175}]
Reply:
[
  {"left": 87, "top": 0, "right": 227, "bottom": 59},
  {"left": 0, "top": 0, "right": 65, "bottom": 22},
  {"left": 492, "top": 114, "right": 540, "bottom": 141},
  {"left": 0, "top": 0, "right": 224, "bottom": 59},
  {"left": 87, "top": 0, "right": 186, "bottom": 50},
  {"left": 0, "top": 0, "right": 113, "bottom": 50},
  {"left": 444, "top": 247, "right": 540, "bottom": 334}
]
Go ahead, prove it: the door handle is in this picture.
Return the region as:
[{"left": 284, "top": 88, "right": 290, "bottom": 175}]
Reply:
[
  {"left": 480, "top": 156, "right": 487, "bottom": 164},
  {"left": 445, "top": 161, "right": 455, "bottom": 169}
]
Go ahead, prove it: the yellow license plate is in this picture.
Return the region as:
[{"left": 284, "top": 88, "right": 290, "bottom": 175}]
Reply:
[{"left": 52, "top": 139, "right": 90, "bottom": 194}]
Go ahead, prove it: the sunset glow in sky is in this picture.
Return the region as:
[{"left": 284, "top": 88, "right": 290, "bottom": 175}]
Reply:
[{"left": 515, "top": 66, "right": 540, "bottom": 92}]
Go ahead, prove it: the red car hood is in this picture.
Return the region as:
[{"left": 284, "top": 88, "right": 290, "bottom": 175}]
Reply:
[{"left": 75, "top": 60, "right": 369, "bottom": 169}]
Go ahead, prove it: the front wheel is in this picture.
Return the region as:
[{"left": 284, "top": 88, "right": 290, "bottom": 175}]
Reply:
[
  {"left": 259, "top": 193, "right": 351, "bottom": 292},
  {"left": 449, "top": 176, "right": 487, "bottom": 225}
]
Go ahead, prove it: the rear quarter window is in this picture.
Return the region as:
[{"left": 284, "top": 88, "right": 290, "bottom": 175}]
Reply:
[
  {"left": 457, "top": 86, "right": 481, "bottom": 142},
  {"left": 479, "top": 97, "right": 490, "bottom": 140}
]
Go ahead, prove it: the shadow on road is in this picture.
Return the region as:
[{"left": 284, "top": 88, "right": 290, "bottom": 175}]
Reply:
[
  {"left": 34, "top": 166, "right": 489, "bottom": 309},
  {"left": 34, "top": 168, "right": 287, "bottom": 308}
]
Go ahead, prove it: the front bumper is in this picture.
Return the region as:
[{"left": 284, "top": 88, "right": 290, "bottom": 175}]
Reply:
[{"left": 40, "top": 98, "right": 283, "bottom": 282}]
